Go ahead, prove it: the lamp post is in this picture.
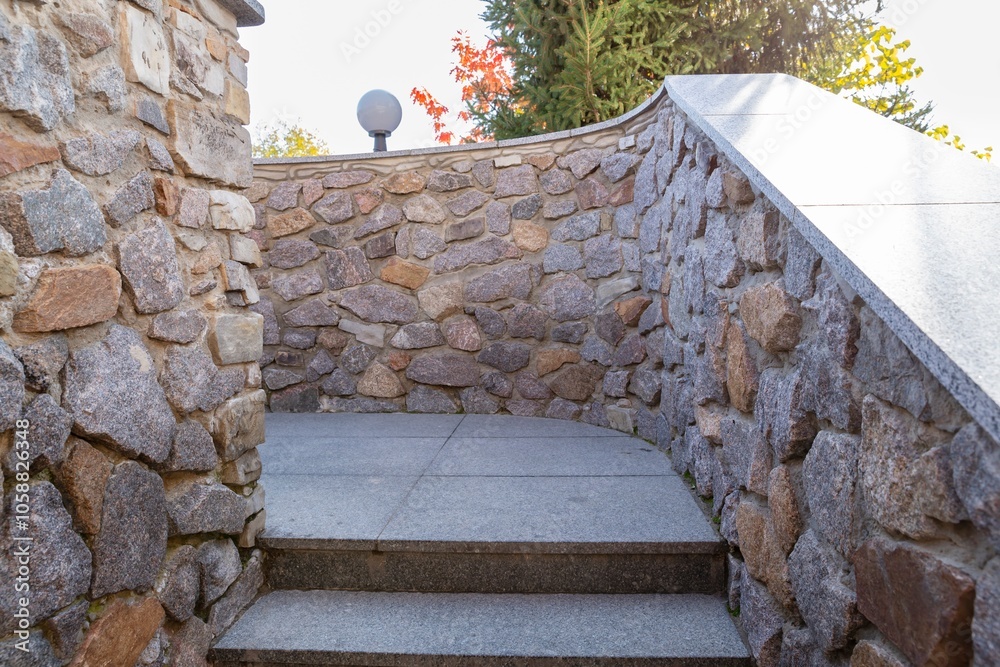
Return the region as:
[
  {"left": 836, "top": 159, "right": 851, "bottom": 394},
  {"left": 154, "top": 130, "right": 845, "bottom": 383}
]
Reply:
[{"left": 357, "top": 89, "right": 402, "bottom": 152}]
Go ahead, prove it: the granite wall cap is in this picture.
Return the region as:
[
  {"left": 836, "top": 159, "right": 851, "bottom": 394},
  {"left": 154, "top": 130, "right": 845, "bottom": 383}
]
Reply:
[
  {"left": 665, "top": 72, "right": 1000, "bottom": 444},
  {"left": 219, "top": 0, "right": 265, "bottom": 27}
]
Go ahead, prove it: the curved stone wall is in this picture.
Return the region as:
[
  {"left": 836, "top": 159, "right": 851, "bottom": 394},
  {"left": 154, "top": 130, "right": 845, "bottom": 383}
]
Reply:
[
  {"left": 251, "top": 95, "right": 664, "bottom": 426},
  {"left": 253, "top": 76, "right": 1000, "bottom": 666},
  {"left": 0, "top": 1, "right": 265, "bottom": 664}
]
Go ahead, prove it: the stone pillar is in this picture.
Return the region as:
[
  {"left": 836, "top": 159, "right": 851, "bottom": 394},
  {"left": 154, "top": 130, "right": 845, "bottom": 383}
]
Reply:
[{"left": 0, "top": 0, "right": 265, "bottom": 663}]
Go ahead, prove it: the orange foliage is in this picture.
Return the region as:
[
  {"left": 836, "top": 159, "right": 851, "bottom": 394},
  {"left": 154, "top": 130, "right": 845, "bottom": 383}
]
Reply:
[{"left": 410, "top": 31, "right": 515, "bottom": 145}]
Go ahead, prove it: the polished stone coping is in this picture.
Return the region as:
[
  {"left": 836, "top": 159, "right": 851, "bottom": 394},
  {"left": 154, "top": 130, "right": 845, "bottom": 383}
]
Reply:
[
  {"left": 219, "top": 0, "right": 264, "bottom": 27},
  {"left": 666, "top": 73, "right": 1000, "bottom": 443},
  {"left": 213, "top": 590, "right": 752, "bottom": 665}
]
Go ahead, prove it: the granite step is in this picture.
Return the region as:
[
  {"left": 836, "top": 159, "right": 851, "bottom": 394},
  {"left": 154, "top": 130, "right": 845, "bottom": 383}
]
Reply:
[
  {"left": 211, "top": 590, "right": 752, "bottom": 667},
  {"left": 258, "top": 414, "right": 726, "bottom": 594}
]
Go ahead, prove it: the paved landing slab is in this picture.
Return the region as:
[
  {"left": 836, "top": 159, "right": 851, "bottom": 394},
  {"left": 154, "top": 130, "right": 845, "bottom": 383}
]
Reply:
[
  {"left": 378, "top": 475, "right": 719, "bottom": 553},
  {"left": 262, "top": 474, "right": 419, "bottom": 549},
  {"left": 262, "top": 437, "right": 447, "bottom": 476},
  {"left": 426, "top": 436, "right": 675, "bottom": 476},
  {"left": 451, "top": 414, "right": 632, "bottom": 438},
  {"left": 266, "top": 412, "right": 463, "bottom": 441},
  {"left": 213, "top": 590, "right": 751, "bottom": 666}
]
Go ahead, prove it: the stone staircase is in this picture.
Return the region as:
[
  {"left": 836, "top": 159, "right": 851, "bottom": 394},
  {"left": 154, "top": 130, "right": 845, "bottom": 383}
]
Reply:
[{"left": 211, "top": 414, "right": 750, "bottom": 666}]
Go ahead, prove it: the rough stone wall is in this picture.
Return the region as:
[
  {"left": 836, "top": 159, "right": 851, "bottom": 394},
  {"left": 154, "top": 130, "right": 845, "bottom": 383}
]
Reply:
[
  {"left": 250, "top": 112, "right": 661, "bottom": 424},
  {"left": 254, "top": 94, "right": 1000, "bottom": 666},
  {"left": 0, "top": 1, "right": 265, "bottom": 665}
]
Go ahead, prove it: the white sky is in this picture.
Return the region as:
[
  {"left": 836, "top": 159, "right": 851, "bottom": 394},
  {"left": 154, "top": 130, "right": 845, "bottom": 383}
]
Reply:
[{"left": 240, "top": 0, "right": 999, "bottom": 156}]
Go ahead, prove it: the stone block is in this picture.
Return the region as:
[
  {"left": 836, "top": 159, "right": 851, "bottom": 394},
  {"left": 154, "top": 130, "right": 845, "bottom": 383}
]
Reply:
[
  {"left": 325, "top": 171, "right": 376, "bottom": 189},
  {"left": 549, "top": 365, "right": 600, "bottom": 401},
  {"left": 156, "top": 420, "right": 218, "bottom": 473},
  {"left": 61, "top": 129, "right": 141, "bottom": 176},
  {"left": 741, "top": 574, "right": 784, "bottom": 667},
  {"left": 726, "top": 319, "right": 758, "bottom": 413},
  {"left": 91, "top": 462, "right": 167, "bottom": 598},
  {"left": 538, "top": 274, "right": 596, "bottom": 322},
  {"left": 0, "top": 482, "right": 91, "bottom": 636},
  {"left": 340, "top": 284, "right": 418, "bottom": 324},
  {"left": 358, "top": 362, "right": 405, "bottom": 398},
  {"left": 313, "top": 192, "right": 354, "bottom": 224},
  {"left": 63, "top": 326, "right": 174, "bottom": 463},
  {"left": 104, "top": 171, "right": 155, "bottom": 227},
  {"left": 479, "top": 342, "right": 531, "bottom": 373},
  {"left": 740, "top": 282, "right": 802, "bottom": 354},
  {"left": 803, "top": 431, "right": 860, "bottom": 558},
  {"left": 0, "top": 132, "right": 59, "bottom": 178},
  {"left": 951, "top": 422, "right": 1000, "bottom": 550},
  {"left": 434, "top": 236, "right": 522, "bottom": 273},
  {"left": 418, "top": 281, "right": 464, "bottom": 321},
  {"left": 210, "top": 390, "right": 266, "bottom": 462},
  {"left": 381, "top": 257, "right": 430, "bottom": 290},
  {"left": 406, "top": 353, "right": 480, "bottom": 387},
  {"left": 13, "top": 265, "right": 121, "bottom": 333},
  {"left": 166, "top": 481, "right": 247, "bottom": 535},
  {"left": 860, "top": 395, "right": 949, "bottom": 539},
  {"left": 209, "top": 190, "right": 255, "bottom": 232},
  {"left": 403, "top": 194, "right": 447, "bottom": 222},
  {"left": 407, "top": 385, "right": 459, "bottom": 413},
  {"left": 447, "top": 190, "right": 490, "bottom": 217},
  {"left": 197, "top": 539, "right": 241, "bottom": 606},
  {"left": 168, "top": 102, "right": 253, "bottom": 188},
  {"left": 207, "top": 553, "right": 264, "bottom": 637},
  {"left": 158, "top": 546, "right": 201, "bottom": 620},
  {"left": 72, "top": 597, "right": 164, "bottom": 667},
  {"left": 121, "top": 4, "right": 170, "bottom": 94},
  {"left": 735, "top": 500, "right": 793, "bottom": 610},
  {"left": 209, "top": 313, "right": 264, "bottom": 365},
  {"left": 0, "top": 16, "right": 74, "bottom": 131},
  {"left": 493, "top": 164, "right": 538, "bottom": 198},
  {"left": 0, "top": 169, "right": 105, "bottom": 256},
  {"left": 788, "top": 530, "right": 864, "bottom": 652},
  {"left": 54, "top": 437, "right": 111, "bottom": 535},
  {"left": 854, "top": 539, "right": 975, "bottom": 667},
  {"left": 464, "top": 263, "right": 533, "bottom": 303}
]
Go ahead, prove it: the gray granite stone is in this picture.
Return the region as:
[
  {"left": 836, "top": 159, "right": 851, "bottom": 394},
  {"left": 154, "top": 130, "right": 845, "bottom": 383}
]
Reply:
[
  {"left": 197, "top": 539, "right": 241, "bottom": 606},
  {"left": 216, "top": 587, "right": 748, "bottom": 664},
  {"left": 0, "top": 16, "right": 74, "bottom": 131},
  {"left": 951, "top": 422, "right": 1000, "bottom": 550},
  {"left": 117, "top": 220, "right": 185, "bottom": 313},
  {"left": 538, "top": 274, "right": 596, "bottom": 322},
  {"left": 0, "top": 169, "right": 105, "bottom": 256},
  {"left": 446, "top": 190, "right": 490, "bottom": 217},
  {"left": 543, "top": 243, "right": 584, "bottom": 273},
  {"left": 325, "top": 247, "right": 372, "bottom": 290},
  {"left": 551, "top": 211, "right": 601, "bottom": 242},
  {"left": 493, "top": 164, "right": 538, "bottom": 198},
  {"left": 104, "top": 171, "right": 155, "bottom": 227},
  {"left": 340, "top": 285, "right": 418, "bottom": 324},
  {"left": 166, "top": 481, "right": 246, "bottom": 536},
  {"left": 0, "top": 483, "right": 90, "bottom": 636},
  {"left": 406, "top": 353, "right": 480, "bottom": 387},
  {"left": 551, "top": 321, "right": 587, "bottom": 344},
  {"left": 407, "top": 385, "right": 459, "bottom": 414},
  {"left": 91, "top": 461, "right": 167, "bottom": 598},
  {"left": 61, "top": 130, "right": 141, "bottom": 176},
  {"left": 64, "top": 326, "right": 174, "bottom": 464},
  {"left": 434, "top": 236, "right": 522, "bottom": 273},
  {"left": 478, "top": 342, "right": 531, "bottom": 373},
  {"left": 464, "top": 263, "right": 533, "bottom": 303},
  {"left": 270, "top": 238, "right": 320, "bottom": 269}
]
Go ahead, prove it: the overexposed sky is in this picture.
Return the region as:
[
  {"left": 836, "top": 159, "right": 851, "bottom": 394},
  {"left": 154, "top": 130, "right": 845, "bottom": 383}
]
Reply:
[{"left": 240, "top": 0, "right": 999, "bottom": 156}]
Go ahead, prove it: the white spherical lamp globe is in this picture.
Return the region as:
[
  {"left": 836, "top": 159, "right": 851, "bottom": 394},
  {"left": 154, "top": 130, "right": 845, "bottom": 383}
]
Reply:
[{"left": 357, "top": 90, "right": 402, "bottom": 151}]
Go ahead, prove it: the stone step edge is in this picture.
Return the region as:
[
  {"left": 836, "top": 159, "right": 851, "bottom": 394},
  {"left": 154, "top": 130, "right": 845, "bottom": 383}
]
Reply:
[{"left": 258, "top": 536, "right": 727, "bottom": 555}]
